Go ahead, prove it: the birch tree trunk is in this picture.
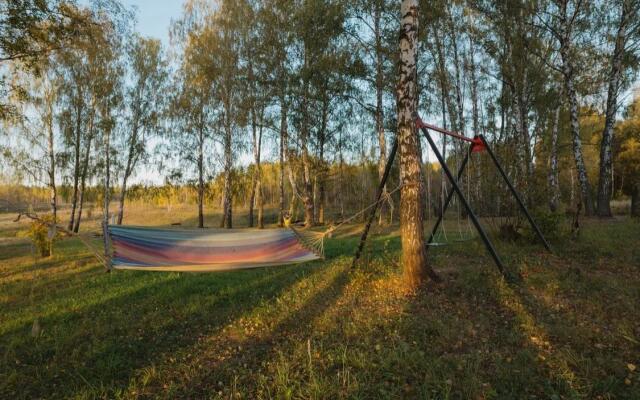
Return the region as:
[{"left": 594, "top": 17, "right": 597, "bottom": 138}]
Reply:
[
  {"left": 102, "top": 108, "right": 112, "bottom": 267},
  {"left": 432, "top": 26, "right": 452, "bottom": 215},
  {"left": 468, "top": 36, "right": 482, "bottom": 206},
  {"left": 548, "top": 101, "right": 561, "bottom": 212},
  {"left": 73, "top": 109, "right": 95, "bottom": 232},
  {"left": 197, "top": 124, "right": 205, "bottom": 228},
  {"left": 397, "top": 0, "right": 439, "bottom": 287},
  {"left": 256, "top": 122, "right": 264, "bottom": 229},
  {"left": 47, "top": 95, "right": 57, "bottom": 224},
  {"left": 374, "top": 3, "right": 391, "bottom": 225},
  {"left": 116, "top": 127, "right": 138, "bottom": 225},
  {"left": 248, "top": 109, "right": 258, "bottom": 227},
  {"left": 447, "top": 3, "right": 465, "bottom": 141},
  {"left": 597, "top": 1, "right": 630, "bottom": 217},
  {"left": 67, "top": 102, "right": 83, "bottom": 230},
  {"left": 558, "top": 3, "right": 594, "bottom": 215},
  {"left": 249, "top": 108, "right": 264, "bottom": 229},
  {"left": 221, "top": 115, "right": 233, "bottom": 229},
  {"left": 317, "top": 89, "right": 329, "bottom": 225},
  {"left": 300, "top": 55, "right": 314, "bottom": 227},
  {"left": 278, "top": 100, "right": 287, "bottom": 226}
]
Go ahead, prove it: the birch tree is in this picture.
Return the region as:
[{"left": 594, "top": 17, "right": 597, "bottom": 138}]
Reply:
[
  {"left": 397, "top": 0, "right": 439, "bottom": 287},
  {"left": 548, "top": 90, "right": 562, "bottom": 212},
  {"left": 596, "top": 0, "right": 639, "bottom": 217},
  {"left": 616, "top": 95, "right": 640, "bottom": 217},
  {"left": 552, "top": 0, "right": 595, "bottom": 214},
  {"left": 170, "top": 51, "right": 217, "bottom": 229},
  {"left": 115, "top": 35, "right": 167, "bottom": 225},
  {"left": 352, "top": 0, "right": 395, "bottom": 224}
]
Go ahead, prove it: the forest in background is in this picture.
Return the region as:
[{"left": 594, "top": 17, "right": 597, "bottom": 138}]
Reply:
[{"left": 1, "top": 0, "right": 640, "bottom": 234}]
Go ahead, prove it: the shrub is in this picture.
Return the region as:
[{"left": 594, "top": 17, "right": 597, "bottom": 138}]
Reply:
[
  {"left": 527, "top": 210, "right": 563, "bottom": 240},
  {"left": 26, "top": 215, "right": 59, "bottom": 257}
]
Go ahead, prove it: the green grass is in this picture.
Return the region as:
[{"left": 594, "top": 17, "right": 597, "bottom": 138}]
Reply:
[{"left": 1, "top": 206, "right": 639, "bottom": 399}]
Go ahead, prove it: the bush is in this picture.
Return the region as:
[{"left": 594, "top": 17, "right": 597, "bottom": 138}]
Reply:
[
  {"left": 527, "top": 210, "right": 563, "bottom": 240},
  {"left": 26, "top": 215, "right": 59, "bottom": 257}
]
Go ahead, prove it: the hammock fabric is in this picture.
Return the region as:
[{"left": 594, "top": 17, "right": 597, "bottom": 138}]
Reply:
[{"left": 107, "top": 225, "right": 323, "bottom": 272}]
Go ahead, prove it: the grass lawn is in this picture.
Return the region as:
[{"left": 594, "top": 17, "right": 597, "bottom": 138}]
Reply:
[{"left": 1, "top": 205, "right": 639, "bottom": 399}]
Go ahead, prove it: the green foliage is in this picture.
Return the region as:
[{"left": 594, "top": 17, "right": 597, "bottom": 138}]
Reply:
[
  {"left": 25, "top": 215, "right": 58, "bottom": 257},
  {"left": 528, "top": 210, "right": 564, "bottom": 240},
  {"left": 0, "top": 1, "right": 95, "bottom": 119}
]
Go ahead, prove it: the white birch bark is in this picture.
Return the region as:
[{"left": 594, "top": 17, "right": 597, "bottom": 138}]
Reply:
[
  {"left": 397, "top": 0, "right": 439, "bottom": 287},
  {"left": 558, "top": 1, "right": 594, "bottom": 215},
  {"left": 597, "top": 0, "right": 632, "bottom": 217},
  {"left": 548, "top": 100, "right": 562, "bottom": 212}
]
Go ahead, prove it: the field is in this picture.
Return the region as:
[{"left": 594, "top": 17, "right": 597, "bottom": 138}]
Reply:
[{"left": 1, "top": 205, "right": 639, "bottom": 399}]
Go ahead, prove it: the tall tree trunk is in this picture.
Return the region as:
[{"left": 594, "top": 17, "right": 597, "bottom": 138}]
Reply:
[
  {"left": 338, "top": 130, "right": 345, "bottom": 220},
  {"left": 300, "top": 54, "right": 314, "bottom": 227},
  {"left": 284, "top": 117, "right": 299, "bottom": 222},
  {"left": 468, "top": 36, "right": 481, "bottom": 206},
  {"left": 256, "top": 124, "right": 264, "bottom": 229},
  {"left": 374, "top": 2, "right": 391, "bottom": 225},
  {"left": 447, "top": 3, "right": 465, "bottom": 140},
  {"left": 597, "top": 1, "right": 630, "bottom": 217},
  {"left": 317, "top": 90, "right": 329, "bottom": 225},
  {"left": 397, "top": 0, "right": 439, "bottom": 287},
  {"left": 518, "top": 75, "right": 533, "bottom": 204},
  {"left": 67, "top": 102, "right": 82, "bottom": 231},
  {"left": 221, "top": 116, "right": 233, "bottom": 229},
  {"left": 73, "top": 111, "right": 94, "bottom": 233},
  {"left": 248, "top": 109, "right": 258, "bottom": 228},
  {"left": 117, "top": 118, "right": 141, "bottom": 225},
  {"left": 117, "top": 169, "right": 130, "bottom": 225},
  {"left": 47, "top": 99, "right": 57, "bottom": 224},
  {"left": 102, "top": 107, "right": 112, "bottom": 267},
  {"left": 287, "top": 161, "right": 298, "bottom": 221},
  {"left": 278, "top": 100, "right": 287, "bottom": 226},
  {"left": 197, "top": 125, "right": 205, "bottom": 228},
  {"left": 432, "top": 26, "right": 451, "bottom": 215},
  {"left": 548, "top": 100, "right": 561, "bottom": 212},
  {"left": 558, "top": 4, "right": 594, "bottom": 215},
  {"left": 117, "top": 149, "right": 134, "bottom": 225}
]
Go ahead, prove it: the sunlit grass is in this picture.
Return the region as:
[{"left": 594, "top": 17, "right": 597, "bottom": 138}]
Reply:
[{"left": 1, "top": 208, "right": 639, "bottom": 399}]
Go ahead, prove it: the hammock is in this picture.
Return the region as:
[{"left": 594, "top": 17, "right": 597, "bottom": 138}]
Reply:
[
  {"left": 107, "top": 225, "right": 324, "bottom": 272},
  {"left": 14, "top": 184, "right": 402, "bottom": 273}
]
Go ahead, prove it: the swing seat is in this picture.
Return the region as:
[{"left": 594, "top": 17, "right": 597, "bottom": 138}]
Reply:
[{"left": 453, "top": 235, "right": 476, "bottom": 243}]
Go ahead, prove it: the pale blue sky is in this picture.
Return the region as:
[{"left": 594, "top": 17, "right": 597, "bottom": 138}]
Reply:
[{"left": 123, "top": 0, "right": 184, "bottom": 45}]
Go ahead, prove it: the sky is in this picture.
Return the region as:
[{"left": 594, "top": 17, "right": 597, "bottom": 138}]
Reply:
[{"left": 122, "top": 0, "right": 184, "bottom": 45}]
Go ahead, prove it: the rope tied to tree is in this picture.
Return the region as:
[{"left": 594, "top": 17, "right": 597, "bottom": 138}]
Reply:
[
  {"left": 282, "top": 183, "right": 405, "bottom": 258},
  {"left": 14, "top": 212, "right": 111, "bottom": 269}
]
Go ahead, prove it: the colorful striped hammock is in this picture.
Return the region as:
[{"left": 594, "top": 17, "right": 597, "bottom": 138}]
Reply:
[{"left": 107, "top": 225, "right": 324, "bottom": 272}]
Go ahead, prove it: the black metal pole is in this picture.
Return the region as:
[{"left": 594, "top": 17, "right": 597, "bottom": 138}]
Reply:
[
  {"left": 427, "top": 143, "right": 473, "bottom": 246},
  {"left": 351, "top": 138, "right": 398, "bottom": 268},
  {"left": 479, "top": 135, "right": 552, "bottom": 252},
  {"left": 421, "top": 127, "right": 509, "bottom": 278}
]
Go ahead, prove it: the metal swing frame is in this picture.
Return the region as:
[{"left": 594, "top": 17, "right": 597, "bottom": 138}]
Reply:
[{"left": 352, "top": 114, "right": 552, "bottom": 279}]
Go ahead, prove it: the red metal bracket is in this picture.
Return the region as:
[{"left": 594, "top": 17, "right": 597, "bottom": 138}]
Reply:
[{"left": 415, "top": 115, "right": 485, "bottom": 152}]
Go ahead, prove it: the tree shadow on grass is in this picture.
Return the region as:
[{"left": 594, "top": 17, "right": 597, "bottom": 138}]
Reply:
[
  {"left": 132, "top": 260, "right": 353, "bottom": 399},
  {"left": 379, "top": 261, "right": 581, "bottom": 399},
  {"left": 0, "top": 240, "right": 31, "bottom": 262},
  {"left": 0, "top": 261, "right": 327, "bottom": 399},
  {"left": 507, "top": 265, "right": 639, "bottom": 398}
]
